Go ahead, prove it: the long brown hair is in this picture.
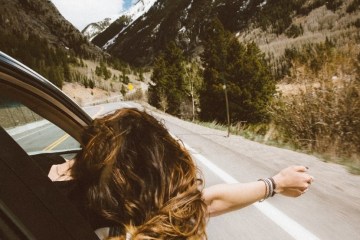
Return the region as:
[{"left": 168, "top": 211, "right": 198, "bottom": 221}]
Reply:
[{"left": 71, "top": 108, "right": 207, "bottom": 239}]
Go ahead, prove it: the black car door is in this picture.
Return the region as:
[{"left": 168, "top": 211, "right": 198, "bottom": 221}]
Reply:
[{"left": 0, "top": 126, "right": 99, "bottom": 240}]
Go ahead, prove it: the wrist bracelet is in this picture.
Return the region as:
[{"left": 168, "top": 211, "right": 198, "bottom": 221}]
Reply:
[
  {"left": 258, "top": 178, "right": 276, "bottom": 202},
  {"left": 258, "top": 179, "right": 268, "bottom": 202},
  {"left": 269, "top": 177, "right": 277, "bottom": 196}
]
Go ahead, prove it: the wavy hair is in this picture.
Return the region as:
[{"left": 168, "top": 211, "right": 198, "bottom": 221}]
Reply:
[{"left": 71, "top": 108, "right": 207, "bottom": 239}]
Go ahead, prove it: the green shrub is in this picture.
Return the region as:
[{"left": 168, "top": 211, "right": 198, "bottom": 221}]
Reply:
[
  {"left": 285, "top": 24, "right": 304, "bottom": 38},
  {"left": 326, "top": 0, "right": 343, "bottom": 12}
]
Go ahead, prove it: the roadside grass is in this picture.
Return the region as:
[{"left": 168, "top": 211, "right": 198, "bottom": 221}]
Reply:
[
  {"left": 192, "top": 120, "right": 360, "bottom": 175},
  {"left": 0, "top": 105, "right": 42, "bottom": 129},
  {"left": 323, "top": 156, "right": 360, "bottom": 175}
]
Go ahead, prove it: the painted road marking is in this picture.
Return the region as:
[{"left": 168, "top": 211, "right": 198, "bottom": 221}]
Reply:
[
  {"left": 15, "top": 124, "right": 52, "bottom": 141},
  {"left": 42, "top": 106, "right": 104, "bottom": 151},
  {"left": 183, "top": 142, "right": 320, "bottom": 240},
  {"left": 43, "top": 134, "right": 70, "bottom": 151}
]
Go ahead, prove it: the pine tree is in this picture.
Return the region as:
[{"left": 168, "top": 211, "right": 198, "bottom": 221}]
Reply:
[
  {"left": 95, "top": 66, "right": 102, "bottom": 77},
  {"left": 120, "top": 84, "right": 127, "bottom": 96},
  {"left": 103, "top": 68, "right": 112, "bottom": 80},
  {"left": 149, "top": 42, "right": 186, "bottom": 116},
  {"left": 121, "top": 70, "right": 130, "bottom": 84},
  {"left": 200, "top": 18, "right": 275, "bottom": 124},
  {"left": 200, "top": 18, "right": 232, "bottom": 122},
  {"left": 63, "top": 62, "right": 71, "bottom": 81},
  {"left": 48, "top": 67, "right": 64, "bottom": 89},
  {"left": 227, "top": 41, "right": 275, "bottom": 123},
  {"left": 149, "top": 54, "right": 167, "bottom": 109},
  {"left": 138, "top": 69, "right": 145, "bottom": 82},
  {"left": 89, "top": 79, "right": 95, "bottom": 89}
]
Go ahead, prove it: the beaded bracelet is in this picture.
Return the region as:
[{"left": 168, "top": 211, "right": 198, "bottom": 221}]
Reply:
[
  {"left": 258, "top": 177, "right": 277, "bottom": 202},
  {"left": 269, "top": 177, "right": 277, "bottom": 197}
]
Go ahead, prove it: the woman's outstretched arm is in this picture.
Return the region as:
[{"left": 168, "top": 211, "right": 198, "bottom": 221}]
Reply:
[{"left": 202, "top": 165, "right": 314, "bottom": 217}]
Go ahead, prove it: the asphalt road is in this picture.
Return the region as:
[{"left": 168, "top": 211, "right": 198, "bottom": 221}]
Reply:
[
  {"left": 11, "top": 101, "right": 360, "bottom": 239},
  {"left": 157, "top": 110, "right": 360, "bottom": 240}
]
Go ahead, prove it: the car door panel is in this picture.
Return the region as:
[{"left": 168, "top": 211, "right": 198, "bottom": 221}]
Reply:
[{"left": 0, "top": 126, "right": 99, "bottom": 240}]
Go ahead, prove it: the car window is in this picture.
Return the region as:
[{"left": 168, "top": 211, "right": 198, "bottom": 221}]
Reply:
[{"left": 0, "top": 96, "right": 80, "bottom": 155}]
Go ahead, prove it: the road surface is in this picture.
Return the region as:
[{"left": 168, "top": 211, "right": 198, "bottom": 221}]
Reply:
[{"left": 11, "top": 101, "right": 360, "bottom": 239}]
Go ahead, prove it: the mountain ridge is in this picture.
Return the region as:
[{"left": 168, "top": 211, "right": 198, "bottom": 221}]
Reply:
[
  {"left": 82, "top": 18, "right": 113, "bottom": 41},
  {"left": 0, "top": 0, "right": 103, "bottom": 58},
  {"left": 84, "top": 0, "right": 157, "bottom": 50},
  {"left": 90, "top": 0, "right": 359, "bottom": 66}
]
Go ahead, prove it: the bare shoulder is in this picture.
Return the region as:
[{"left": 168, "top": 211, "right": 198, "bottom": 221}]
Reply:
[{"left": 48, "top": 159, "right": 74, "bottom": 181}]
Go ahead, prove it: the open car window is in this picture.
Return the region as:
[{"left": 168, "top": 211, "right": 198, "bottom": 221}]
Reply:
[
  {"left": 0, "top": 95, "right": 81, "bottom": 155},
  {"left": 0, "top": 52, "right": 98, "bottom": 240}
]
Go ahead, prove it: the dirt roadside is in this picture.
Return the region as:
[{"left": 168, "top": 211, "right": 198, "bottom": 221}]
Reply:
[{"left": 62, "top": 82, "right": 122, "bottom": 106}]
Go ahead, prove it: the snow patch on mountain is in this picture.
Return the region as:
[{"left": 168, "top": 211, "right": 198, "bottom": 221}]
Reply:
[
  {"left": 240, "top": 0, "right": 251, "bottom": 10},
  {"left": 259, "top": 0, "right": 267, "bottom": 8},
  {"left": 103, "top": 0, "right": 157, "bottom": 49},
  {"left": 82, "top": 17, "right": 113, "bottom": 40}
]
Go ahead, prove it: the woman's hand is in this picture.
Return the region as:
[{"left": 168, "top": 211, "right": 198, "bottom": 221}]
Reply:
[
  {"left": 203, "top": 165, "right": 314, "bottom": 217},
  {"left": 272, "top": 166, "right": 314, "bottom": 197}
]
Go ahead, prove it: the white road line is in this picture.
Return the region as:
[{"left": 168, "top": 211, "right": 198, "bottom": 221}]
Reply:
[
  {"left": 14, "top": 124, "right": 52, "bottom": 141},
  {"left": 183, "top": 143, "right": 320, "bottom": 240}
]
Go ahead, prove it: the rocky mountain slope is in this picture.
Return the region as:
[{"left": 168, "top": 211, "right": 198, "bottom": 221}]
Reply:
[
  {"left": 0, "top": 0, "right": 102, "bottom": 58},
  {"left": 82, "top": 18, "right": 113, "bottom": 41},
  {"left": 87, "top": 0, "right": 157, "bottom": 50},
  {"left": 91, "top": 0, "right": 359, "bottom": 66}
]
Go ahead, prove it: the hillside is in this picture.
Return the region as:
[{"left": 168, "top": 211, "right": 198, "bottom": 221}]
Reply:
[
  {"left": 0, "top": 0, "right": 150, "bottom": 105},
  {"left": 88, "top": 0, "right": 157, "bottom": 49},
  {"left": 91, "top": 0, "right": 359, "bottom": 67},
  {"left": 97, "top": 0, "right": 210, "bottom": 66},
  {"left": 0, "top": 0, "right": 107, "bottom": 89},
  {"left": 0, "top": 0, "right": 102, "bottom": 58},
  {"left": 82, "top": 18, "right": 113, "bottom": 41},
  {"left": 63, "top": 58, "right": 151, "bottom": 106},
  {"left": 240, "top": 1, "right": 359, "bottom": 58}
]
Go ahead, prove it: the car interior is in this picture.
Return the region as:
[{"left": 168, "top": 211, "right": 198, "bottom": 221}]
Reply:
[{"left": 0, "top": 52, "right": 99, "bottom": 239}]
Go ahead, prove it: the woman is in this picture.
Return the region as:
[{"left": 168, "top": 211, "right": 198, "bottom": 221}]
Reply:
[{"left": 47, "top": 108, "right": 313, "bottom": 239}]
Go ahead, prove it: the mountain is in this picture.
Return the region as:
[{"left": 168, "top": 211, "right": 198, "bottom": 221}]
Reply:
[
  {"left": 92, "top": 0, "right": 360, "bottom": 66},
  {"left": 0, "top": 0, "right": 102, "bottom": 58},
  {"left": 0, "top": 0, "right": 106, "bottom": 89},
  {"left": 82, "top": 18, "right": 113, "bottom": 41},
  {"left": 94, "top": 0, "right": 210, "bottom": 66},
  {"left": 87, "top": 0, "right": 157, "bottom": 49}
]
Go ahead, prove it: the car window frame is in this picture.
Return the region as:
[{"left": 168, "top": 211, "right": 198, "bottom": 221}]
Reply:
[{"left": 0, "top": 51, "right": 92, "bottom": 146}]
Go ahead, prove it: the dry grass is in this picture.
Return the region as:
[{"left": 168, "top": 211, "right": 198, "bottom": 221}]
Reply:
[
  {"left": 63, "top": 59, "right": 151, "bottom": 106},
  {"left": 0, "top": 105, "right": 42, "bottom": 128},
  {"left": 238, "top": 3, "right": 360, "bottom": 59},
  {"left": 270, "top": 81, "right": 360, "bottom": 173},
  {"left": 237, "top": 4, "right": 360, "bottom": 172},
  {"left": 62, "top": 82, "right": 122, "bottom": 106}
]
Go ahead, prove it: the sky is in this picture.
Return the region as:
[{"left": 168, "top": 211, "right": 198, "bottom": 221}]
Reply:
[{"left": 51, "top": 0, "right": 135, "bottom": 31}]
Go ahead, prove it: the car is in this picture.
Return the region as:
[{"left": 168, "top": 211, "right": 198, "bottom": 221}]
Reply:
[{"left": 0, "top": 51, "right": 100, "bottom": 240}]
